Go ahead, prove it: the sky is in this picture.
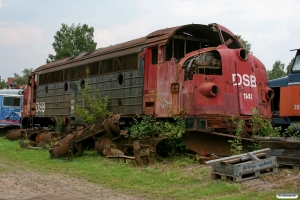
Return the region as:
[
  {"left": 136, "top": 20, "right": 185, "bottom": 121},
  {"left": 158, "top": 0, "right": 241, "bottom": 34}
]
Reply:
[{"left": 0, "top": 0, "right": 299, "bottom": 82}]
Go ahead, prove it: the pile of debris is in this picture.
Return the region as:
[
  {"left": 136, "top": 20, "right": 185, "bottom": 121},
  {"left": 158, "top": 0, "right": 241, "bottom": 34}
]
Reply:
[{"left": 5, "top": 114, "right": 168, "bottom": 164}]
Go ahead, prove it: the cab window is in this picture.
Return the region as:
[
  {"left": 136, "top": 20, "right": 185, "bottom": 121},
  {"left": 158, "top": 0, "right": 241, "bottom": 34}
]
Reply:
[
  {"left": 3, "top": 96, "right": 21, "bottom": 107},
  {"left": 292, "top": 55, "right": 300, "bottom": 73}
]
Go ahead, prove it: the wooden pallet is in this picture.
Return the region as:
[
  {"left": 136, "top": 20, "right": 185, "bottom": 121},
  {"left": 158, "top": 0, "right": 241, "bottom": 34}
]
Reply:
[
  {"left": 205, "top": 148, "right": 278, "bottom": 182},
  {"left": 211, "top": 167, "right": 278, "bottom": 182}
]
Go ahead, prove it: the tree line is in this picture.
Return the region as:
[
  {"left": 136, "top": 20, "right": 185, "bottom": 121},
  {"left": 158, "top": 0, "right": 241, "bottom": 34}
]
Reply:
[
  {"left": 267, "top": 58, "right": 295, "bottom": 80},
  {"left": 0, "top": 23, "right": 293, "bottom": 89},
  {"left": 0, "top": 68, "right": 33, "bottom": 89}
]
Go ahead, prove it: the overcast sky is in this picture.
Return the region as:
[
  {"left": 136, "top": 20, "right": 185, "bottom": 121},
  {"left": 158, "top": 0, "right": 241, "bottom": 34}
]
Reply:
[{"left": 0, "top": 0, "right": 299, "bottom": 81}]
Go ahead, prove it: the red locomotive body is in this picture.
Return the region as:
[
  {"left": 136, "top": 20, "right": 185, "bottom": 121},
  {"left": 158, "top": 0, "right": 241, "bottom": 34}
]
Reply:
[{"left": 21, "top": 23, "right": 273, "bottom": 154}]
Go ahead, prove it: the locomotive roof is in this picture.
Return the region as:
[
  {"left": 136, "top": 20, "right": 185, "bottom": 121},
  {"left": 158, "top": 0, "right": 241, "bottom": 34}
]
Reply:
[
  {"left": 0, "top": 89, "right": 23, "bottom": 96},
  {"left": 34, "top": 23, "right": 226, "bottom": 73}
]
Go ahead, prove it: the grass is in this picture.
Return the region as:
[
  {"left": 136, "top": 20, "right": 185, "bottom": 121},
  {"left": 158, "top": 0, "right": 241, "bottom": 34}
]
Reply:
[{"left": 0, "top": 138, "right": 299, "bottom": 200}]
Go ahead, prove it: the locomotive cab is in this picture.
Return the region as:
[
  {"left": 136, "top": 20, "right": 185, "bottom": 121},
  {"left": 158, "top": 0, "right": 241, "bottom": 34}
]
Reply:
[
  {"left": 0, "top": 88, "right": 23, "bottom": 132},
  {"left": 269, "top": 49, "right": 300, "bottom": 129}
]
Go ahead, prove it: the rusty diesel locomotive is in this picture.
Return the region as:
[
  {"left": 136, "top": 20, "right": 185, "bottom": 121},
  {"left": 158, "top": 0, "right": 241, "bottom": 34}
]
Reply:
[{"left": 21, "top": 23, "right": 274, "bottom": 156}]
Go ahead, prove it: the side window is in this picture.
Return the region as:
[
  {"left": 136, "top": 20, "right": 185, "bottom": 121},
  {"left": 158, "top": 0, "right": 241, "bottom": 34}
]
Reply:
[
  {"left": 102, "top": 58, "right": 113, "bottom": 74},
  {"left": 70, "top": 67, "right": 77, "bottom": 80},
  {"left": 221, "top": 31, "right": 242, "bottom": 49},
  {"left": 123, "top": 54, "right": 137, "bottom": 70},
  {"left": 100, "top": 53, "right": 138, "bottom": 74},
  {"left": 89, "top": 62, "right": 99, "bottom": 76},
  {"left": 151, "top": 47, "right": 158, "bottom": 65},
  {"left": 3, "top": 97, "right": 21, "bottom": 107},
  {"left": 39, "top": 73, "right": 50, "bottom": 85},
  {"left": 166, "top": 37, "right": 209, "bottom": 61},
  {"left": 77, "top": 65, "right": 87, "bottom": 79}
]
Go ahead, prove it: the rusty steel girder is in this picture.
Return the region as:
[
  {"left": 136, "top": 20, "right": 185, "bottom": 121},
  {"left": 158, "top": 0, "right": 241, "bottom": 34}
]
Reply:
[
  {"left": 49, "top": 114, "right": 170, "bottom": 160},
  {"left": 49, "top": 116, "right": 108, "bottom": 158}
]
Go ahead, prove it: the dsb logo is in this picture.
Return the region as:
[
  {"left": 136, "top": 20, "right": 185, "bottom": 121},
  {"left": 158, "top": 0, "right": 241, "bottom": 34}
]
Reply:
[{"left": 232, "top": 74, "right": 256, "bottom": 87}]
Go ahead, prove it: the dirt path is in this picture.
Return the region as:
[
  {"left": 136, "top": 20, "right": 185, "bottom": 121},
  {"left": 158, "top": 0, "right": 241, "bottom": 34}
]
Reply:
[
  {"left": 1, "top": 159, "right": 299, "bottom": 200},
  {"left": 0, "top": 163, "right": 145, "bottom": 200}
]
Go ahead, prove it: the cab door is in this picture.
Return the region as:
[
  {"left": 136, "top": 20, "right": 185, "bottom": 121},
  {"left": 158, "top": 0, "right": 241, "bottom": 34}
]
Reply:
[{"left": 234, "top": 61, "right": 257, "bottom": 115}]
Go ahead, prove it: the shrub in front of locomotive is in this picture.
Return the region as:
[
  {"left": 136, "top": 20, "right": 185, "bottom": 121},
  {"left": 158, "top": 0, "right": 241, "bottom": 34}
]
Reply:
[{"left": 178, "top": 39, "right": 274, "bottom": 155}]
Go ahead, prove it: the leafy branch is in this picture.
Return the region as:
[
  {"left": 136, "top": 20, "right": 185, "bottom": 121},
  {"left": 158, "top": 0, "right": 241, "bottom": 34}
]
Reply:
[
  {"left": 128, "top": 115, "right": 185, "bottom": 139},
  {"left": 74, "top": 69, "right": 111, "bottom": 125},
  {"left": 228, "top": 116, "right": 244, "bottom": 155}
]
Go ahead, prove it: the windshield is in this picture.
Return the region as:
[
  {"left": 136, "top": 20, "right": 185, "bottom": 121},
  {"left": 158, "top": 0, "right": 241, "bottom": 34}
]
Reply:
[
  {"left": 3, "top": 96, "right": 21, "bottom": 107},
  {"left": 221, "top": 31, "right": 243, "bottom": 49},
  {"left": 292, "top": 55, "right": 300, "bottom": 73}
]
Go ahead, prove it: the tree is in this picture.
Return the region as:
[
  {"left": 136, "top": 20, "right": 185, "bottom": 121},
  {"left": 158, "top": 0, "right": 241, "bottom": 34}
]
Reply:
[
  {"left": 47, "top": 23, "right": 97, "bottom": 63},
  {"left": 236, "top": 35, "right": 253, "bottom": 54},
  {"left": 13, "top": 68, "right": 33, "bottom": 85},
  {"left": 267, "top": 60, "right": 287, "bottom": 80},
  {"left": 286, "top": 57, "right": 295, "bottom": 74},
  {"left": 0, "top": 78, "right": 6, "bottom": 89}
]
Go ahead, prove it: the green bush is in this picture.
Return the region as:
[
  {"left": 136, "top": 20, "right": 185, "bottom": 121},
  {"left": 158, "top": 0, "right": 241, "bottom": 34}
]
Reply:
[
  {"left": 74, "top": 69, "right": 111, "bottom": 125},
  {"left": 128, "top": 115, "right": 185, "bottom": 139},
  {"left": 228, "top": 116, "right": 244, "bottom": 155}
]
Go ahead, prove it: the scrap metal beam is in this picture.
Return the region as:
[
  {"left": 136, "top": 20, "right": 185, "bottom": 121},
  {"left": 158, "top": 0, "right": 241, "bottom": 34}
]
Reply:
[{"left": 205, "top": 148, "right": 271, "bottom": 166}]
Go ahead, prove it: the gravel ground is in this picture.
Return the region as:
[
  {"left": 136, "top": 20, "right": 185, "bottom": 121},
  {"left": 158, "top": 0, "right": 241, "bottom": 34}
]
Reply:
[{"left": 0, "top": 163, "right": 146, "bottom": 200}]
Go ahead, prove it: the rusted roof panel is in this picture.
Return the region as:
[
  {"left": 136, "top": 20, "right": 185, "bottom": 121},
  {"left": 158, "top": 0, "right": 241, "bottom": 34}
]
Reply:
[
  {"left": 146, "top": 26, "right": 180, "bottom": 38},
  {"left": 92, "top": 36, "right": 147, "bottom": 55},
  {"left": 146, "top": 24, "right": 218, "bottom": 46},
  {"left": 37, "top": 57, "right": 70, "bottom": 70},
  {"left": 34, "top": 23, "right": 225, "bottom": 73},
  {"left": 34, "top": 36, "right": 148, "bottom": 73}
]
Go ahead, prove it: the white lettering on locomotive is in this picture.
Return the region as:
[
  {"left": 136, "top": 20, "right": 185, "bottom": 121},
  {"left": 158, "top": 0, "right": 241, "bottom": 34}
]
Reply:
[
  {"left": 243, "top": 93, "right": 253, "bottom": 100},
  {"left": 294, "top": 104, "right": 300, "bottom": 110},
  {"left": 232, "top": 74, "right": 256, "bottom": 87},
  {"left": 36, "top": 102, "right": 45, "bottom": 113}
]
